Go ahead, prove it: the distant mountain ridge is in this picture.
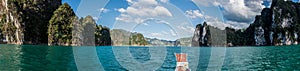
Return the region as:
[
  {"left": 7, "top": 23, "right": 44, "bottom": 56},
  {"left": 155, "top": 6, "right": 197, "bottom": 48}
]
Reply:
[
  {"left": 111, "top": 29, "right": 192, "bottom": 46},
  {"left": 110, "top": 29, "right": 146, "bottom": 46}
]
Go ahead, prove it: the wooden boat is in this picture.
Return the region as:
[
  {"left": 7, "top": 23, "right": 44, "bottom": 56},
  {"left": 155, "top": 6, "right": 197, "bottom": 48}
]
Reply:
[{"left": 175, "top": 53, "right": 191, "bottom": 71}]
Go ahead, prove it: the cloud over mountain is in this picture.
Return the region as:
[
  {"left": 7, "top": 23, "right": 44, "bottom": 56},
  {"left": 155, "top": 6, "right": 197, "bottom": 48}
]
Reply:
[
  {"left": 116, "top": 0, "right": 173, "bottom": 24},
  {"left": 193, "top": 0, "right": 266, "bottom": 23}
]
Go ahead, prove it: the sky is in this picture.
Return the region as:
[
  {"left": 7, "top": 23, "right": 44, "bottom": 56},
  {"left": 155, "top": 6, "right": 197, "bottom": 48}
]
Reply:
[{"left": 61, "top": 0, "right": 299, "bottom": 41}]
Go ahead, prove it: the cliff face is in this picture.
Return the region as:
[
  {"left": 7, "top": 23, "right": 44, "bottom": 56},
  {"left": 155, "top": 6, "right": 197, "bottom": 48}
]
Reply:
[
  {"left": 191, "top": 23, "right": 201, "bottom": 47},
  {"left": 251, "top": 0, "right": 300, "bottom": 46},
  {"left": 110, "top": 29, "right": 131, "bottom": 46},
  {"left": 0, "top": 1, "right": 112, "bottom": 46},
  {"left": 96, "top": 26, "right": 112, "bottom": 46},
  {"left": 81, "top": 16, "right": 112, "bottom": 46},
  {"left": 192, "top": 22, "right": 227, "bottom": 47},
  {"left": 65, "top": 15, "right": 112, "bottom": 46},
  {"left": 130, "top": 33, "right": 148, "bottom": 46},
  {"left": 0, "top": 0, "right": 61, "bottom": 44},
  {"left": 192, "top": 22, "right": 209, "bottom": 47},
  {"left": 193, "top": 0, "right": 300, "bottom": 47},
  {"left": 270, "top": 0, "right": 300, "bottom": 45},
  {"left": 253, "top": 8, "right": 272, "bottom": 46}
]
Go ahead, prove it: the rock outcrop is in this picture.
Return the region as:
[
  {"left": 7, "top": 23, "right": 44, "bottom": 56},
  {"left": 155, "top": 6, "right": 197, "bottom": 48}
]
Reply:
[
  {"left": 192, "top": 22, "right": 227, "bottom": 47},
  {"left": 129, "top": 33, "right": 148, "bottom": 46},
  {"left": 226, "top": 0, "right": 300, "bottom": 46},
  {"left": 95, "top": 25, "right": 112, "bottom": 46},
  {"left": 192, "top": 22, "right": 210, "bottom": 47},
  {"left": 192, "top": 22, "right": 207, "bottom": 47},
  {"left": 110, "top": 29, "right": 148, "bottom": 46},
  {"left": 0, "top": 1, "right": 112, "bottom": 46},
  {"left": 0, "top": 0, "right": 61, "bottom": 44},
  {"left": 192, "top": 0, "right": 300, "bottom": 47},
  {"left": 250, "top": 0, "right": 300, "bottom": 46},
  {"left": 192, "top": 23, "right": 201, "bottom": 47},
  {"left": 110, "top": 29, "right": 131, "bottom": 46},
  {"left": 71, "top": 15, "right": 112, "bottom": 46}
]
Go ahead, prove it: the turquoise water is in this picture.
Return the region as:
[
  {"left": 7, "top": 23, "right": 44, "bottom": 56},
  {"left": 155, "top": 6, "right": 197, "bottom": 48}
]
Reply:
[{"left": 0, "top": 44, "right": 300, "bottom": 71}]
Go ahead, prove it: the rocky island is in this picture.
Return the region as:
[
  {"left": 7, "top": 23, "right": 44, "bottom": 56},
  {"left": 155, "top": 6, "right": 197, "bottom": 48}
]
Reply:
[
  {"left": 192, "top": 0, "right": 300, "bottom": 47},
  {"left": 0, "top": 0, "right": 112, "bottom": 46}
]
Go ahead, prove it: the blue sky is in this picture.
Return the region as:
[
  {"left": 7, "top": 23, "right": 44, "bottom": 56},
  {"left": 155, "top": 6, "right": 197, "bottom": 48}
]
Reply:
[{"left": 61, "top": 0, "right": 298, "bottom": 41}]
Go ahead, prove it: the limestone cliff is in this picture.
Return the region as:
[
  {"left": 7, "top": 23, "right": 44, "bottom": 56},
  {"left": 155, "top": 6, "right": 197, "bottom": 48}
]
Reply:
[{"left": 0, "top": 0, "right": 61, "bottom": 44}]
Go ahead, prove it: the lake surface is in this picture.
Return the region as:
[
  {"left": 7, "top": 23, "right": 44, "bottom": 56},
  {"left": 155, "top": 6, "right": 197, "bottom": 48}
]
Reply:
[{"left": 0, "top": 44, "right": 300, "bottom": 71}]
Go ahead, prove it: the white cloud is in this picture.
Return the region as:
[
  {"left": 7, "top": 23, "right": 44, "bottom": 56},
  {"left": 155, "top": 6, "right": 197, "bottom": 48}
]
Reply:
[
  {"left": 162, "top": 31, "right": 168, "bottom": 34},
  {"left": 170, "top": 30, "right": 177, "bottom": 36},
  {"left": 150, "top": 33, "right": 163, "bottom": 37},
  {"left": 154, "top": 6, "right": 173, "bottom": 17},
  {"left": 222, "top": 0, "right": 264, "bottom": 22},
  {"left": 137, "top": 18, "right": 171, "bottom": 25},
  {"left": 92, "top": 16, "right": 100, "bottom": 21},
  {"left": 184, "top": 9, "right": 229, "bottom": 29},
  {"left": 155, "top": 19, "right": 171, "bottom": 25},
  {"left": 117, "top": 8, "right": 126, "bottom": 13},
  {"left": 148, "top": 30, "right": 177, "bottom": 40},
  {"left": 184, "top": 10, "right": 249, "bottom": 29},
  {"left": 98, "top": 8, "right": 109, "bottom": 13},
  {"left": 116, "top": 0, "right": 173, "bottom": 24},
  {"left": 204, "top": 15, "right": 249, "bottom": 30},
  {"left": 192, "top": 0, "right": 265, "bottom": 23},
  {"left": 185, "top": 10, "right": 204, "bottom": 19},
  {"left": 160, "top": 0, "right": 169, "bottom": 3},
  {"left": 142, "top": 23, "right": 149, "bottom": 26},
  {"left": 177, "top": 22, "right": 195, "bottom": 33},
  {"left": 226, "top": 21, "right": 250, "bottom": 29},
  {"left": 127, "top": 0, "right": 134, "bottom": 4},
  {"left": 189, "top": 0, "right": 267, "bottom": 29}
]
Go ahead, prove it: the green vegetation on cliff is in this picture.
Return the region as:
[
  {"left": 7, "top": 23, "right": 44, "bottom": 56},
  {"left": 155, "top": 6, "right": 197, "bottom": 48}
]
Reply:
[
  {"left": 48, "top": 3, "right": 76, "bottom": 46},
  {"left": 129, "top": 33, "right": 148, "bottom": 46},
  {"left": 0, "top": 0, "right": 61, "bottom": 44},
  {"left": 80, "top": 15, "right": 111, "bottom": 46},
  {"left": 0, "top": 1, "right": 112, "bottom": 46},
  {"left": 226, "top": 0, "right": 300, "bottom": 46},
  {"left": 110, "top": 29, "right": 148, "bottom": 46},
  {"left": 95, "top": 25, "right": 111, "bottom": 46}
]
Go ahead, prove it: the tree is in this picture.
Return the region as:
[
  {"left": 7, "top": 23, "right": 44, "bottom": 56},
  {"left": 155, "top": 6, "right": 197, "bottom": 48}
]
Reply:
[
  {"left": 48, "top": 3, "right": 76, "bottom": 46},
  {"left": 129, "top": 33, "right": 148, "bottom": 46}
]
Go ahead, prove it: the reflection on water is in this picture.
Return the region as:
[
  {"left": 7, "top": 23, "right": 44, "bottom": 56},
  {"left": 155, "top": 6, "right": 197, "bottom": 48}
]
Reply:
[
  {"left": 0, "top": 44, "right": 300, "bottom": 71},
  {"left": 0, "top": 45, "right": 77, "bottom": 71},
  {"left": 222, "top": 46, "right": 300, "bottom": 70},
  {"left": 0, "top": 44, "right": 22, "bottom": 70}
]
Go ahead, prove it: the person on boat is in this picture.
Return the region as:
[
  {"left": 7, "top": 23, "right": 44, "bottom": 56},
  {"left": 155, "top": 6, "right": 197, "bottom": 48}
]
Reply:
[
  {"left": 175, "top": 53, "right": 191, "bottom": 71},
  {"left": 176, "top": 66, "right": 190, "bottom": 71}
]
